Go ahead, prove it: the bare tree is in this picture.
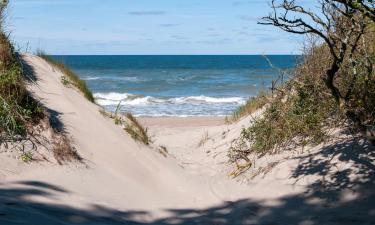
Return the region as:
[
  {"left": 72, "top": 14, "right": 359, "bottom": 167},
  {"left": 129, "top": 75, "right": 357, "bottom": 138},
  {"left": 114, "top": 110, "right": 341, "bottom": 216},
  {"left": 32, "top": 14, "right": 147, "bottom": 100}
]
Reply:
[
  {"left": 259, "top": 0, "right": 371, "bottom": 113},
  {"left": 334, "top": 0, "right": 375, "bottom": 22}
]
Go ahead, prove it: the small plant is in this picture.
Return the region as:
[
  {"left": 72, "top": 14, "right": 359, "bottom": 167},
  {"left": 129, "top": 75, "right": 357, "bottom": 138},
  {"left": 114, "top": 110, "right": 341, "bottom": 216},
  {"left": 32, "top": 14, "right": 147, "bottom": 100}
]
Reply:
[
  {"left": 20, "top": 151, "right": 33, "bottom": 163},
  {"left": 197, "top": 131, "right": 210, "bottom": 147},
  {"left": 158, "top": 145, "right": 168, "bottom": 157},
  {"left": 113, "top": 101, "right": 123, "bottom": 125},
  {"left": 228, "top": 161, "right": 252, "bottom": 178},
  {"left": 60, "top": 76, "right": 70, "bottom": 86},
  {"left": 99, "top": 105, "right": 151, "bottom": 146},
  {"left": 124, "top": 113, "right": 151, "bottom": 145}
]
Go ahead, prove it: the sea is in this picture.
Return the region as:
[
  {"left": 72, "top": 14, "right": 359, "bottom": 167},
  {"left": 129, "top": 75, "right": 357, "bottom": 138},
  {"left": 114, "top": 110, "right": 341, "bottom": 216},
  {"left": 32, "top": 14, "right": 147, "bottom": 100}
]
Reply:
[{"left": 52, "top": 55, "right": 300, "bottom": 117}]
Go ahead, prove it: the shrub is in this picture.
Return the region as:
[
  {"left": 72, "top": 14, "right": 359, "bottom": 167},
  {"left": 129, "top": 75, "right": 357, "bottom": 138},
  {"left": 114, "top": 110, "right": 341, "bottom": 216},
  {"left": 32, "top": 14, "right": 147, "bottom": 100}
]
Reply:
[
  {"left": 229, "top": 13, "right": 374, "bottom": 168},
  {"left": 229, "top": 47, "right": 340, "bottom": 164}
]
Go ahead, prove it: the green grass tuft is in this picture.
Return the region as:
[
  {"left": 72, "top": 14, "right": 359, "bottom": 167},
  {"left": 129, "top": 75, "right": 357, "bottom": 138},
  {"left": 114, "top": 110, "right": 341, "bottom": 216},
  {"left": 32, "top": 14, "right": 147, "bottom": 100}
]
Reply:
[
  {"left": 228, "top": 92, "right": 269, "bottom": 123},
  {"left": 0, "top": 17, "right": 43, "bottom": 138},
  {"left": 20, "top": 151, "right": 33, "bottom": 163}
]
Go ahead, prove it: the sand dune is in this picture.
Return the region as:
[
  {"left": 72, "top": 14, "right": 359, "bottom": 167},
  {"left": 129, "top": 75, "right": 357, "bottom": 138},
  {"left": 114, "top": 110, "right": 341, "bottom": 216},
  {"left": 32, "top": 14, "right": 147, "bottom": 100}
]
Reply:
[{"left": 0, "top": 55, "right": 374, "bottom": 224}]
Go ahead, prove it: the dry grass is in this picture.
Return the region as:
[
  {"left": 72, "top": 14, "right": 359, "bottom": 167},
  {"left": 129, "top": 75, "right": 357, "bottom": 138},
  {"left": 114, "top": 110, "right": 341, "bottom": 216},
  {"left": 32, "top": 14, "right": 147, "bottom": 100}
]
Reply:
[
  {"left": 53, "top": 134, "right": 81, "bottom": 165},
  {"left": 197, "top": 131, "right": 211, "bottom": 147},
  {"left": 100, "top": 105, "right": 152, "bottom": 146},
  {"left": 124, "top": 113, "right": 151, "bottom": 145}
]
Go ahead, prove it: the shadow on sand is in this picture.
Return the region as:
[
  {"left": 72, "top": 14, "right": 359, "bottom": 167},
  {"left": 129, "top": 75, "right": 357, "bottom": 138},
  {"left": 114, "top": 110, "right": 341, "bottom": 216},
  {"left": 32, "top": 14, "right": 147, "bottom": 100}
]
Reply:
[{"left": 1, "top": 137, "right": 374, "bottom": 225}]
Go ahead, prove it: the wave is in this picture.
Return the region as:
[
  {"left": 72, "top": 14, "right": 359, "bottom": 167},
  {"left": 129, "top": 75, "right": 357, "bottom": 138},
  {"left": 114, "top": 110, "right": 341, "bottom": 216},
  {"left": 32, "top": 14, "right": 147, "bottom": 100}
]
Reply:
[
  {"left": 83, "top": 76, "right": 148, "bottom": 82},
  {"left": 174, "top": 96, "right": 245, "bottom": 104},
  {"left": 120, "top": 76, "right": 148, "bottom": 82},
  {"left": 84, "top": 76, "right": 101, "bottom": 80},
  {"left": 94, "top": 92, "right": 246, "bottom": 106}
]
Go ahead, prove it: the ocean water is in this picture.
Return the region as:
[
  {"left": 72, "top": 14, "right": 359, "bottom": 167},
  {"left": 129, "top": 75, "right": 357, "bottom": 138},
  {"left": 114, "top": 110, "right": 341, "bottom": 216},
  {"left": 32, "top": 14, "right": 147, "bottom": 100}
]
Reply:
[{"left": 52, "top": 55, "right": 299, "bottom": 117}]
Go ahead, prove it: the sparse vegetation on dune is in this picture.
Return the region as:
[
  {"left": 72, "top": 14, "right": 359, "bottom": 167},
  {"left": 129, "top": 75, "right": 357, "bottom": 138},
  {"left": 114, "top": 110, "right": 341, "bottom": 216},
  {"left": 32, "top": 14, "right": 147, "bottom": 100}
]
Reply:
[
  {"left": 227, "top": 92, "right": 269, "bottom": 123},
  {"left": 53, "top": 134, "right": 81, "bottom": 165},
  {"left": 0, "top": 1, "right": 43, "bottom": 139},
  {"left": 0, "top": 1, "right": 81, "bottom": 164},
  {"left": 101, "top": 105, "right": 151, "bottom": 146},
  {"left": 229, "top": 0, "right": 375, "bottom": 170},
  {"left": 124, "top": 113, "right": 151, "bottom": 145},
  {"left": 36, "top": 50, "right": 95, "bottom": 102}
]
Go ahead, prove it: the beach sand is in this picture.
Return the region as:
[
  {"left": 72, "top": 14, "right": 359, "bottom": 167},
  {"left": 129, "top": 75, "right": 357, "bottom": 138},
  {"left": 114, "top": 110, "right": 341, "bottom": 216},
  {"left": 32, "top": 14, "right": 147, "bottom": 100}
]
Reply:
[
  {"left": 0, "top": 54, "right": 373, "bottom": 224},
  {"left": 139, "top": 116, "right": 226, "bottom": 127}
]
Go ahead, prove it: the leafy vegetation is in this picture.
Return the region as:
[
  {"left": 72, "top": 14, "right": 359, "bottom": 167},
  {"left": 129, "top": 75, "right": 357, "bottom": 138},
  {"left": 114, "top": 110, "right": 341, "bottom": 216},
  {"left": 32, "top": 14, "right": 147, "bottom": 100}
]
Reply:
[
  {"left": 20, "top": 151, "right": 33, "bottom": 163},
  {"left": 37, "top": 51, "right": 95, "bottom": 102},
  {"left": 229, "top": 0, "right": 375, "bottom": 167},
  {"left": 0, "top": 1, "right": 81, "bottom": 164},
  {"left": 0, "top": 1, "right": 43, "bottom": 139}
]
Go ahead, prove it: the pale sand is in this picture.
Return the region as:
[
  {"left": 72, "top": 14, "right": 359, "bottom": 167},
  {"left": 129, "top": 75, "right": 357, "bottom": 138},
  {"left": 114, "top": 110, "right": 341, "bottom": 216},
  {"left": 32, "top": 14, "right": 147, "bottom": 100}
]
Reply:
[
  {"left": 139, "top": 116, "right": 226, "bottom": 127},
  {"left": 0, "top": 54, "right": 373, "bottom": 224}
]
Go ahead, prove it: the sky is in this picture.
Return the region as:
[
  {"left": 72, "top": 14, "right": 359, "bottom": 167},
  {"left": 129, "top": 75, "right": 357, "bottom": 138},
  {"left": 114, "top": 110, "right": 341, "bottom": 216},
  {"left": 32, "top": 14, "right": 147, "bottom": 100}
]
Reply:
[{"left": 6, "top": 0, "right": 312, "bottom": 55}]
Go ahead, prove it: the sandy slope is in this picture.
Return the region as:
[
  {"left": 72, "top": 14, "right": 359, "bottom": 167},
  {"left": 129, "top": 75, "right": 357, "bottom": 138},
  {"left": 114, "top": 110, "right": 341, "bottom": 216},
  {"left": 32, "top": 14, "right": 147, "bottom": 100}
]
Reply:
[{"left": 0, "top": 54, "right": 374, "bottom": 225}]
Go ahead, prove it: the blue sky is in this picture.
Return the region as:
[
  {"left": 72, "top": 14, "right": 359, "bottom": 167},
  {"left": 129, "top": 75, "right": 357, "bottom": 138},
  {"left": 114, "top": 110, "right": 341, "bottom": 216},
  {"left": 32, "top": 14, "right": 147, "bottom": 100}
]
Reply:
[{"left": 7, "top": 0, "right": 309, "bottom": 55}]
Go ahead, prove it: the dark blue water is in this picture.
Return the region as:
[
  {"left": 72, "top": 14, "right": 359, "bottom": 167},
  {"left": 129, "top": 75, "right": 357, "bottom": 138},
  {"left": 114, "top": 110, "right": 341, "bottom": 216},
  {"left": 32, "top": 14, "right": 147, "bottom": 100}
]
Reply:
[{"left": 53, "top": 55, "right": 300, "bottom": 116}]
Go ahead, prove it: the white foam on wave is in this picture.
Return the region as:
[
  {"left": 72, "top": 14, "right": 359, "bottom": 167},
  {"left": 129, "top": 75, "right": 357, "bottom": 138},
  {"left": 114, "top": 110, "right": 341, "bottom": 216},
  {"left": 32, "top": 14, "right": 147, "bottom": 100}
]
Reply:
[
  {"left": 174, "top": 96, "right": 246, "bottom": 104},
  {"left": 95, "top": 92, "right": 133, "bottom": 101},
  {"left": 84, "top": 76, "right": 148, "bottom": 82},
  {"left": 94, "top": 92, "right": 246, "bottom": 106},
  {"left": 120, "top": 76, "right": 148, "bottom": 82},
  {"left": 84, "top": 76, "right": 101, "bottom": 80}
]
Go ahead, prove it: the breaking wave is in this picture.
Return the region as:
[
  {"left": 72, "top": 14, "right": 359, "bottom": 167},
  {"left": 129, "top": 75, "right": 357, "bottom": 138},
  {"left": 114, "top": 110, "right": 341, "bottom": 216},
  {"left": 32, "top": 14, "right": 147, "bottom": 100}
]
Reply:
[{"left": 94, "top": 92, "right": 246, "bottom": 106}]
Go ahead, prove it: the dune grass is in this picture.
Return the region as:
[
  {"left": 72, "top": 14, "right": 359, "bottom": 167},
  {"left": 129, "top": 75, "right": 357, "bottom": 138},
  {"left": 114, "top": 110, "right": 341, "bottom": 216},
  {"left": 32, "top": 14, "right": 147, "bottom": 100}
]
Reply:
[
  {"left": 36, "top": 51, "right": 95, "bottom": 102},
  {"left": 101, "top": 102, "right": 151, "bottom": 145},
  {"left": 0, "top": 12, "right": 43, "bottom": 138},
  {"left": 227, "top": 92, "right": 269, "bottom": 123},
  {"left": 124, "top": 113, "right": 151, "bottom": 145},
  {"left": 0, "top": 1, "right": 81, "bottom": 164}
]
